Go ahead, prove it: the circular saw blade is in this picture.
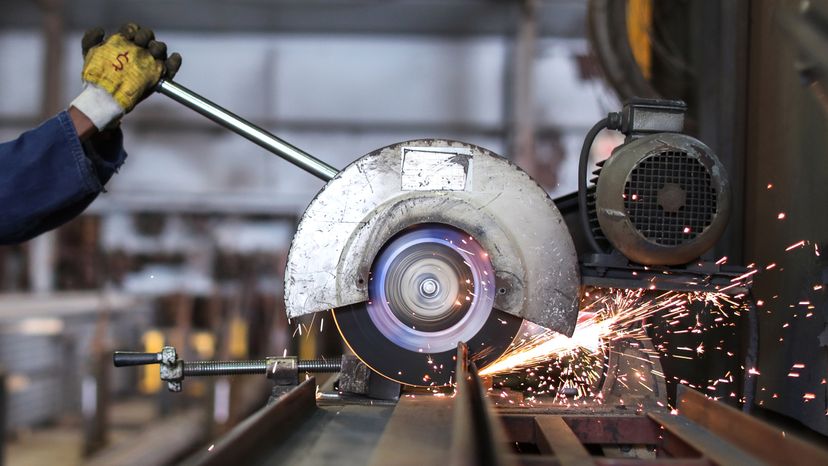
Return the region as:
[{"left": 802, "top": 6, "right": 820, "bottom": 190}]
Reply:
[
  {"left": 332, "top": 223, "right": 521, "bottom": 386},
  {"left": 365, "top": 224, "right": 497, "bottom": 354},
  {"left": 333, "top": 303, "right": 522, "bottom": 386}
]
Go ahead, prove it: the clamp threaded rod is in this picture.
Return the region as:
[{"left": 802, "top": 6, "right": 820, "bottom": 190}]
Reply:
[
  {"left": 181, "top": 358, "right": 342, "bottom": 377},
  {"left": 297, "top": 359, "right": 342, "bottom": 372},
  {"left": 113, "top": 347, "right": 342, "bottom": 392},
  {"left": 183, "top": 360, "right": 267, "bottom": 376}
]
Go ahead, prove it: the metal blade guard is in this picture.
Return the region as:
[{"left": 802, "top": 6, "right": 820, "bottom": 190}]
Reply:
[{"left": 284, "top": 139, "right": 581, "bottom": 336}]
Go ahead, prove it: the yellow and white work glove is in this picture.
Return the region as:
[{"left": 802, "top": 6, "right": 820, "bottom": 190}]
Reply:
[{"left": 70, "top": 23, "right": 182, "bottom": 130}]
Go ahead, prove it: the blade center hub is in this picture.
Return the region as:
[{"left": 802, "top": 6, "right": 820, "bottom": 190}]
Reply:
[{"left": 419, "top": 278, "right": 440, "bottom": 297}]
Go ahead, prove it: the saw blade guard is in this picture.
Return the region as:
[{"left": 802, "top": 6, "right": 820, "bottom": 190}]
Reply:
[{"left": 285, "top": 139, "right": 581, "bottom": 335}]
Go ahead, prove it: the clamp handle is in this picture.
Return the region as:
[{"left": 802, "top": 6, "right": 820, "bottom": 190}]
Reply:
[
  {"left": 113, "top": 346, "right": 183, "bottom": 392},
  {"left": 113, "top": 351, "right": 162, "bottom": 367}
]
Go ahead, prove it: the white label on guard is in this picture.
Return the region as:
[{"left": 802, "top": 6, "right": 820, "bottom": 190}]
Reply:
[{"left": 401, "top": 147, "right": 472, "bottom": 191}]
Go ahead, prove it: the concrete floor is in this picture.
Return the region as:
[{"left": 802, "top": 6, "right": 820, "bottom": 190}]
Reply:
[
  {"left": 6, "top": 427, "right": 84, "bottom": 466},
  {"left": 5, "top": 398, "right": 159, "bottom": 466}
]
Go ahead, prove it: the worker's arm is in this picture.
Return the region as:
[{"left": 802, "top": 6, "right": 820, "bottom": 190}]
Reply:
[
  {"left": 0, "top": 24, "right": 180, "bottom": 245},
  {"left": 0, "top": 112, "right": 127, "bottom": 244},
  {"left": 69, "top": 106, "right": 97, "bottom": 141}
]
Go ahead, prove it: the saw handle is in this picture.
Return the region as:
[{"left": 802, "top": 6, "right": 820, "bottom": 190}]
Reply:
[
  {"left": 154, "top": 79, "right": 338, "bottom": 182},
  {"left": 113, "top": 351, "right": 162, "bottom": 367}
]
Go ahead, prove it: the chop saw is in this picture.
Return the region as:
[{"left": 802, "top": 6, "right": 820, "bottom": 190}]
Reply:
[
  {"left": 117, "top": 79, "right": 581, "bottom": 387},
  {"left": 116, "top": 80, "right": 738, "bottom": 392}
]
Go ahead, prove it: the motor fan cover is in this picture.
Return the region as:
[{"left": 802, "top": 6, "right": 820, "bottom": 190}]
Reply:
[{"left": 595, "top": 133, "right": 730, "bottom": 265}]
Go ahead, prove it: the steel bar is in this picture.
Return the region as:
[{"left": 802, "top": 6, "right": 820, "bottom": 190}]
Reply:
[
  {"left": 648, "top": 412, "right": 761, "bottom": 466},
  {"left": 368, "top": 391, "right": 454, "bottom": 466},
  {"left": 156, "top": 79, "right": 339, "bottom": 181},
  {"left": 658, "top": 429, "right": 706, "bottom": 462},
  {"left": 533, "top": 417, "right": 595, "bottom": 466},
  {"left": 674, "top": 385, "right": 828, "bottom": 465},
  {"left": 184, "top": 377, "right": 318, "bottom": 466},
  {"left": 451, "top": 342, "right": 514, "bottom": 466}
]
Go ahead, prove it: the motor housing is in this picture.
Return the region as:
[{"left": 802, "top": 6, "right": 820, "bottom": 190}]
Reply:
[{"left": 595, "top": 133, "right": 730, "bottom": 265}]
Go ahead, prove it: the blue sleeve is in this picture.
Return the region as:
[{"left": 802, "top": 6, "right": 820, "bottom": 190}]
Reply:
[{"left": 0, "top": 111, "right": 127, "bottom": 244}]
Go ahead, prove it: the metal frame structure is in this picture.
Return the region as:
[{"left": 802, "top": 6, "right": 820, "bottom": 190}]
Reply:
[{"left": 169, "top": 343, "right": 828, "bottom": 466}]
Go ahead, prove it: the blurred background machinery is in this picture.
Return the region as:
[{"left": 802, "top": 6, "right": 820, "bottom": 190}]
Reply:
[{"left": 0, "top": 0, "right": 827, "bottom": 465}]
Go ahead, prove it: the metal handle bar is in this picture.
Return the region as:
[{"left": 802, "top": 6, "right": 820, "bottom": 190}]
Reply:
[{"left": 156, "top": 79, "right": 339, "bottom": 182}]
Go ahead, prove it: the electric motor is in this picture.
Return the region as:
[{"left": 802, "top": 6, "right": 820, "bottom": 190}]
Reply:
[
  {"left": 581, "top": 99, "right": 731, "bottom": 266},
  {"left": 595, "top": 133, "right": 730, "bottom": 265}
]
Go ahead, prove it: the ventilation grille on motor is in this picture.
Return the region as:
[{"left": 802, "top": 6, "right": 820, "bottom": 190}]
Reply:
[
  {"left": 588, "top": 161, "right": 611, "bottom": 250},
  {"left": 623, "top": 151, "right": 717, "bottom": 247}
]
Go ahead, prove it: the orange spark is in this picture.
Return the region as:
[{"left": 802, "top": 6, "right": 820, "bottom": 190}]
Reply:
[
  {"left": 480, "top": 289, "right": 735, "bottom": 377},
  {"left": 785, "top": 240, "right": 806, "bottom": 251}
]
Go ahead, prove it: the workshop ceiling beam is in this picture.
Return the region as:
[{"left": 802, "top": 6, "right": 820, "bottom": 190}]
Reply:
[{"left": 1, "top": 0, "right": 586, "bottom": 37}]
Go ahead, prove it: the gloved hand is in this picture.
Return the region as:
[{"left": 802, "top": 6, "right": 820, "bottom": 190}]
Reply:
[{"left": 70, "top": 23, "right": 181, "bottom": 130}]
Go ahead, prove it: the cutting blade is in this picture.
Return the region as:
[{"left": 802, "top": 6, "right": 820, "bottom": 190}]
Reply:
[
  {"left": 333, "top": 303, "right": 521, "bottom": 386},
  {"left": 332, "top": 224, "right": 522, "bottom": 386}
]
